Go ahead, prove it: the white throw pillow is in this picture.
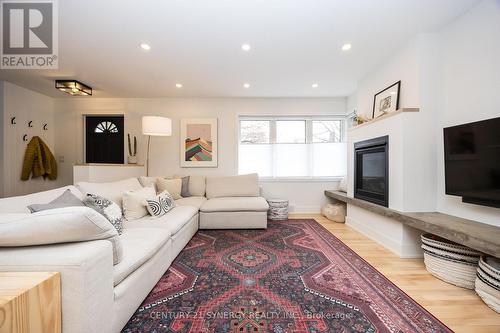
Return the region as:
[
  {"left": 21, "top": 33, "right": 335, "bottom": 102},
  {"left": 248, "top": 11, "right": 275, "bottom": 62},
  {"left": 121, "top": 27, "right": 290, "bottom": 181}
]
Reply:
[
  {"left": 338, "top": 177, "right": 348, "bottom": 193},
  {"left": 145, "top": 191, "right": 176, "bottom": 217},
  {"left": 156, "top": 178, "right": 182, "bottom": 200},
  {"left": 0, "top": 207, "right": 123, "bottom": 264},
  {"left": 122, "top": 186, "right": 156, "bottom": 220}
]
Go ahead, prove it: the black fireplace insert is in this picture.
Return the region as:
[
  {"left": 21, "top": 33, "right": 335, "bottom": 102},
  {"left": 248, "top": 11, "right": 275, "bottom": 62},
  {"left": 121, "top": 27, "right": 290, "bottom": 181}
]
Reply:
[{"left": 354, "top": 136, "right": 389, "bottom": 207}]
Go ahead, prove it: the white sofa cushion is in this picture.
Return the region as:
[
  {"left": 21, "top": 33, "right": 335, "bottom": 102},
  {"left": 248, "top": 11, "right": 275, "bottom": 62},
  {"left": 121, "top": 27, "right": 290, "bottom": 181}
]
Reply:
[
  {"left": 138, "top": 176, "right": 159, "bottom": 191},
  {"left": 0, "top": 185, "right": 82, "bottom": 213},
  {"left": 200, "top": 197, "right": 269, "bottom": 212},
  {"left": 77, "top": 178, "right": 142, "bottom": 206},
  {"left": 122, "top": 186, "right": 156, "bottom": 220},
  {"left": 175, "top": 196, "right": 207, "bottom": 209},
  {"left": 113, "top": 228, "right": 171, "bottom": 286},
  {"left": 174, "top": 175, "right": 206, "bottom": 197},
  {"left": 124, "top": 205, "right": 198, "bottom": 235},
  {"left": 0, "top": 206, "right": 123, "bottom": 264},
  {"left": 205, "top": 174, "right": 259, "bottom": 199}
]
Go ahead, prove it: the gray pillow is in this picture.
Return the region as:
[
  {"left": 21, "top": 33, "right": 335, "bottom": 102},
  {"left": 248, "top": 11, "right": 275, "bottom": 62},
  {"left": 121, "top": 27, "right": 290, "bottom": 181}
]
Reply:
[
  {"left": 28, "top": 189, "right": 85, "bottom": 213},
  {"left": 180, "top": 176, "right": 191, "bottom": 197},
  {"left": 83, "top": 193, "right": 124, "bottom": 235}
]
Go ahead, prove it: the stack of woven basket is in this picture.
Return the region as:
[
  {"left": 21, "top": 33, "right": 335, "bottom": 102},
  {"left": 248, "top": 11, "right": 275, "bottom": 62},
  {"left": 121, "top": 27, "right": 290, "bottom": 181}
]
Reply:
[
  {"left": 476, "top": 256, "right": 500, "bottom": 313},
  {"left": 421, "top": 234, "right": 500, "bottom": 313},
  {"left": 421, "top": 234, "right": 480, "bottom": 289}
]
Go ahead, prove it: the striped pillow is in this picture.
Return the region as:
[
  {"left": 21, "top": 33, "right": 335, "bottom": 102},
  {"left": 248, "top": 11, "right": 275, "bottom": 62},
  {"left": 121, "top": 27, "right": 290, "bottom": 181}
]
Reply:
[{"left": 145, "top": 191, "right": 176, "bottom": 217}]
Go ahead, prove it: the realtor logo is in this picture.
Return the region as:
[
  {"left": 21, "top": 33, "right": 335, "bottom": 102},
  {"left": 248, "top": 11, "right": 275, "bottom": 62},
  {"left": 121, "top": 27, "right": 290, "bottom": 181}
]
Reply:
[{"left": 1, "top": 0, "right": 58, "bottom": 69}]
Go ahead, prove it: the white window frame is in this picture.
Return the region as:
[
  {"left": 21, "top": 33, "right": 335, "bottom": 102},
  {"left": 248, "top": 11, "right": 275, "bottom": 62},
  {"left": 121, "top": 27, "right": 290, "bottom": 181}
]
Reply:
[{"left": 237, "top": 115, "right": 347, "bottom": 181}]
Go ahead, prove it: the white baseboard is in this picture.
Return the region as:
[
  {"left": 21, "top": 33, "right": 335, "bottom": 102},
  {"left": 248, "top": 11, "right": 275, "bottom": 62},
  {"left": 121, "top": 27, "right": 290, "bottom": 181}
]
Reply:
[
  {"left": 346, "top": 215, "right": 423, "bottom": 259},
  {"left": 289, "top": 205, "right": 321, "bottom": 213}
]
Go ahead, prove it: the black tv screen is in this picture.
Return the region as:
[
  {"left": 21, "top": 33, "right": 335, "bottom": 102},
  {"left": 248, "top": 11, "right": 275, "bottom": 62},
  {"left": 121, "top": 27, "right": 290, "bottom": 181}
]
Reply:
[{"left": 444, "top": 117, "right": 500, "bottom": 208}]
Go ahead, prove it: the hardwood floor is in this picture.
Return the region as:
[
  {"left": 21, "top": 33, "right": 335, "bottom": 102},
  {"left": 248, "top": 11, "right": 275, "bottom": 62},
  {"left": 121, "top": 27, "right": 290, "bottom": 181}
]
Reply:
[{"left": 289, "top": 213, "right": 500, "bottom": 333}]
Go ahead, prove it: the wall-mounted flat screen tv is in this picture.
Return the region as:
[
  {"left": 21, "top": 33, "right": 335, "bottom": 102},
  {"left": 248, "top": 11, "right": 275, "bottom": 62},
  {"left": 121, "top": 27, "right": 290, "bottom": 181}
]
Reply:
[{"left": 444, "top": 116, "right": 500, "bottom": 208}]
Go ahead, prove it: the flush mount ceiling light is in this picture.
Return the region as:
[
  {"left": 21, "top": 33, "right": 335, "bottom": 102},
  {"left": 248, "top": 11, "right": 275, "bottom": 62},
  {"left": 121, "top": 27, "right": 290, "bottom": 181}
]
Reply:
[
  {"left": 312, "top": 83, "right": 319, "bottom": 88},
  {"left": 140, "top": 43, "right": 151, "bottom": 51},
  {"left": 241, "top": 44, "right": 251, "bottom": 51},
  {"left": 175, "top": 83, "right": 183, "bottom": 88},
  {"left": 243, "top": 83, "right": 251, "bottom": 88},
  {"left": 341, "top": 43, "right": 352, "bottom": 51},
  {"left": 55, "top": 80, "right": 92, "bottom": 96}
]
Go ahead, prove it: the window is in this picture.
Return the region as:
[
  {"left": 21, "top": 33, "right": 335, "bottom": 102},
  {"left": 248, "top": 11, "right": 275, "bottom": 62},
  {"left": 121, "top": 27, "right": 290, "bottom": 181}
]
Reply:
[
  {"left": 94, "top": 121, "right": 119, "bottom": 133},
  {"left": 238, "top": 117, "right": 347, "bottom": 179}
]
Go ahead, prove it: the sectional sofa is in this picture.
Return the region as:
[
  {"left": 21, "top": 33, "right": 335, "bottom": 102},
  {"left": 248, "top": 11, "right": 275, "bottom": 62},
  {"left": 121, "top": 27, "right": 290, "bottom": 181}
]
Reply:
[{"left": 0, "top": 173, "right": 268, "bottom": 333}]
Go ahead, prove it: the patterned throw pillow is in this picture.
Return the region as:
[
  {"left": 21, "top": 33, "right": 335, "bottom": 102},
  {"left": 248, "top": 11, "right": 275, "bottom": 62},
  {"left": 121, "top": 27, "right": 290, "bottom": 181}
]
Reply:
[
  {"left": 83, "top": 193, "right": 124, "bottom": 234},
  {"left": 145, "top": 191, "right": 176, "bottom": 217}
]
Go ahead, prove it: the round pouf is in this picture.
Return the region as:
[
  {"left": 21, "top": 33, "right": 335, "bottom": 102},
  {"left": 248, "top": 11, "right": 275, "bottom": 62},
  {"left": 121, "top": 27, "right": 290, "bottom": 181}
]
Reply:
[
  {"left": 476, "top": 256, "right": 500, "bottom": 313},
  {"left": 322, "top": 203, "right": 346, "bottom": 223},
  {"left": 267, "top": 199, "right": 289, "bottom": 221},
  {"left": 421, "top": 234, "right": 481, "bottom": 289}
]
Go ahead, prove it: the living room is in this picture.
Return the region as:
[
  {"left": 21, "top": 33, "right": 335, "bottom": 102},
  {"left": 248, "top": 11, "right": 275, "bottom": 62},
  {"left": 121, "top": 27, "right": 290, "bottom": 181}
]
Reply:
[{"left": 0, "top": 1, "right": 499, "bottom": 332}]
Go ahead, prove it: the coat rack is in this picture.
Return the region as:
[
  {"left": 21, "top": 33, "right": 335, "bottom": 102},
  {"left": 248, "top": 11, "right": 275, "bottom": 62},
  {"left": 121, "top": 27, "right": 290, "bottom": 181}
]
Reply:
[
  {"left": 28, "top": 121, "right": 33, "bottom": 128},
  {"left": 11, "top": 117, "right": 16, "bottom": 125}
]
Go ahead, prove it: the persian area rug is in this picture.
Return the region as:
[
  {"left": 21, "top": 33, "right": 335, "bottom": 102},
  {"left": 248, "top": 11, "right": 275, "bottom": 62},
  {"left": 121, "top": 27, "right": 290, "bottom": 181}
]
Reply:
[{"left": 123, "top": 219, "right": 452, "bottom": 333}]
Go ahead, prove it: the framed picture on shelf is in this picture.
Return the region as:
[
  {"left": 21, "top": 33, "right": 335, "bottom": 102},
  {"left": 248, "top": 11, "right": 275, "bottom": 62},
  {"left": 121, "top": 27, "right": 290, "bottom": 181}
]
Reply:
[
  {"left": 372, "top": 81, "right": 401, "bottom": 119},
  {"left": 180, "top": 118, "right": 218, "bottom": 167}
]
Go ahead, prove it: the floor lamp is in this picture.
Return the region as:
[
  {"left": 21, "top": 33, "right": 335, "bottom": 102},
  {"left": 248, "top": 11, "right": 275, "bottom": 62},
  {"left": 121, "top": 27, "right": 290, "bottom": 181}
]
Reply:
[{"left": 142, "top": 116, "right": 172, "bottom": 176}]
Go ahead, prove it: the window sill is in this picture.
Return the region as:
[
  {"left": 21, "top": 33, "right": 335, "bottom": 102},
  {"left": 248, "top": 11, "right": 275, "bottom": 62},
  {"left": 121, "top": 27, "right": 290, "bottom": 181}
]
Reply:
[{"left": 258, "top": 177, "right": 343, "bottom": 183}]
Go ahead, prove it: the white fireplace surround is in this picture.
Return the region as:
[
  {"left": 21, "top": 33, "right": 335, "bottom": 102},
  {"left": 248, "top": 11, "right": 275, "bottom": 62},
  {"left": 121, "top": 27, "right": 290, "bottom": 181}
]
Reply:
[{"left": 346, "top": 109, "right": 434, "bottom": 258}]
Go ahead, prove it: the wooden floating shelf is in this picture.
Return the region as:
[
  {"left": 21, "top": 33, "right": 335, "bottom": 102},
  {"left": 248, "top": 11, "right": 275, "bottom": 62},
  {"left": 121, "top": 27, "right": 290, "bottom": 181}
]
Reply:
[
  {"left": 349, "top": 108, "right": 420, "bottom": 130},
  {"left": 325, "top": 190, "right": 500, "bottom": 257}
]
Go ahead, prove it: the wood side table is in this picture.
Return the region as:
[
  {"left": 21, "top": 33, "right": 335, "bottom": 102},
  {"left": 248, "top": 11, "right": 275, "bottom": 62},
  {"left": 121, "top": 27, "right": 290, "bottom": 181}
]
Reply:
[{"left": 0, "top": 272, "right": 61, "bottom": 333}]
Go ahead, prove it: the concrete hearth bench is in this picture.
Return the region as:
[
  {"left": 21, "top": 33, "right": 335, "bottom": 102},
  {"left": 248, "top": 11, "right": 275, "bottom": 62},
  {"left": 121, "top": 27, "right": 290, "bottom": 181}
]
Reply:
[{"left": 325, "top": 190, "right": 500, "bottom": 257}]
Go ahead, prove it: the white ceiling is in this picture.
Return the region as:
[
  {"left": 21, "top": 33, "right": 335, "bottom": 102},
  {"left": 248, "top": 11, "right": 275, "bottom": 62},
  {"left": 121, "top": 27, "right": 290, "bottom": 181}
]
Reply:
[{"left": 0, "top": 0, "right": 480, "bottom": 98}]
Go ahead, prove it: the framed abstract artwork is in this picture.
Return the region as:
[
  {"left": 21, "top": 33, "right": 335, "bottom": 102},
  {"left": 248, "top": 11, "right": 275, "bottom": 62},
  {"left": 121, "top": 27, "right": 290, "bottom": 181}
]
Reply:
[
  {"left": 180, "top": 118, "right": 218, "bottom": 167},
  {"left": 372, "top": 81, "right": 401, "bottom": 119}
]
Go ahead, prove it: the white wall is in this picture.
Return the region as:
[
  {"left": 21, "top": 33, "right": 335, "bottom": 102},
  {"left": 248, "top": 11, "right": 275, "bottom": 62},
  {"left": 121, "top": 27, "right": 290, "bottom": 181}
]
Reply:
[
  {"left": 348, "top": 0, "right": 500, "bottom": 225},
  {"left": 55, "top": 97, "right": 346, "bottom": 212},
  {"left": 354, "top": 38, "right": 421, "bottom": 120},
  {"left": 435, "top": 0, "right": 500, "bottom": 224},
  {"left": 0, "top": 81, "right": 56, "bottom": 197}
]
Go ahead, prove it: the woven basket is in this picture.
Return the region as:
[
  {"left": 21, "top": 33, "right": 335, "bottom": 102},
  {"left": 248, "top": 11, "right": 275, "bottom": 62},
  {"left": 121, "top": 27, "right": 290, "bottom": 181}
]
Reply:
[
  {"left": 267, "top": 199, "right": 289, "bottom": 221},
  {"left": 421, "top": 234, "right": 481, "bottom": 289},
  {"left": 475, "top": 256, "right": 500, "bottom": 313}
]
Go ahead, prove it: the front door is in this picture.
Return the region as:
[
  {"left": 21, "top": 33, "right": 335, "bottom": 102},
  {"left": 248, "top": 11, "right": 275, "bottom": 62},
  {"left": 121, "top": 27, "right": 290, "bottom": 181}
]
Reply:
[{"left": 85, "top": 116, "right": 124, "bottom": 164}]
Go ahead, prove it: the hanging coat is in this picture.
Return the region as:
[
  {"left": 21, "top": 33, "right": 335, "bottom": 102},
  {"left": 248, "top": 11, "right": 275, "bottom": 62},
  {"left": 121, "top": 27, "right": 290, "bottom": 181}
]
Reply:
[{"left": 21, "top": 136, "right": 57, "bottom": 181}]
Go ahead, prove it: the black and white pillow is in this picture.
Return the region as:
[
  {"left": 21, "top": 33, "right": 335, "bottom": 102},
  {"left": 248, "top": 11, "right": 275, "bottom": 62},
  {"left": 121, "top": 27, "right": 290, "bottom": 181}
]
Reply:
[
  {"left": 145, "top": 191, "right": 176, "bottom": 217},
  {"left": 83, "top": 193, "right": 124, "bottom": 235}
]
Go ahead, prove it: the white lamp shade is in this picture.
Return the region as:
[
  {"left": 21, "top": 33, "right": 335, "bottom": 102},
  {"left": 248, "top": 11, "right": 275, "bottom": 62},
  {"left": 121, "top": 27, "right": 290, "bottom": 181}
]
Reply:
[{"left": 142, "top": 116, "right": 172, "bottom": 136}]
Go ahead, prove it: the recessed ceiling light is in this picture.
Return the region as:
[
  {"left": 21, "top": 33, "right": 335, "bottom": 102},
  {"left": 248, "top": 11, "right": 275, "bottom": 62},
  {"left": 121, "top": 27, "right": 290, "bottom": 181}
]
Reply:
[
  {"left": 241, "top": 44, "right": 251, "bottom": 52},
  {"left": 390, "top": 91, "right": 396, "bottom": 95},
  {"left": 140, "top": 43, "right": 151, "bottom": 51},
  {"left": 341, "top": 43, "right": 352, "bottom": 51},
  {"left": 243, "top": 83, "right": 250, "bottom": 88},
  {"left": 175, "top": 83, "right": 183, "bottom": 88},
  {"left": 312, "top": 83, "right": 319, "bottom": 88}
]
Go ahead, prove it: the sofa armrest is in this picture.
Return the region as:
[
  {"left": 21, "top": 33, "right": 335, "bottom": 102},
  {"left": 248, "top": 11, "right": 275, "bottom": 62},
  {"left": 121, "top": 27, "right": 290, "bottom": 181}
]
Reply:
[{"left": 0, "top": 240, "right": 114, "bottom": 333}]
